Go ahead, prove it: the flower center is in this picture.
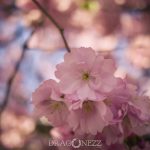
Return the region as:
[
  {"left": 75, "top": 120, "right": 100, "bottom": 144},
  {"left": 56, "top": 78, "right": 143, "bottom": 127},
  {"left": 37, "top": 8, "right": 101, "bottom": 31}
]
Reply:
[
  {"left": 60, "top": 94, "right": 65, "bottom": 99},
  {"left": 82, "top": 73, "right": 90, "bottom": 80},
  {"left": 51, "top": 101, "right": 64, "bottom": 111},
  {"left": 83, "top": 101, "right": 94, "bottom": 113},
  {"left": 104, "top": 99, "right": 112, "bottom": 106}
]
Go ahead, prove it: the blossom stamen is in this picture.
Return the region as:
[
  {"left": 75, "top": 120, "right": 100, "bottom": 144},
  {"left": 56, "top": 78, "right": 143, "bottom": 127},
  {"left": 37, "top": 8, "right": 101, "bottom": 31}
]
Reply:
[
  {"left": 82, "top": 72, "right": 90, "bottom": 80},
  {"left": 51, "top": 101, "right": 65, "bottom": 111},
  {"left": 83, "top": 101, "right": 94, "bottom": 113}
]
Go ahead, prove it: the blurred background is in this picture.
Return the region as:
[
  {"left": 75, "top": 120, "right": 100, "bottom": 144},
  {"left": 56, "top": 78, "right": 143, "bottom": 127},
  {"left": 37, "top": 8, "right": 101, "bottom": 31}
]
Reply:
[{"left": 0, "top": 0, "right": 150, "bottom": 149}]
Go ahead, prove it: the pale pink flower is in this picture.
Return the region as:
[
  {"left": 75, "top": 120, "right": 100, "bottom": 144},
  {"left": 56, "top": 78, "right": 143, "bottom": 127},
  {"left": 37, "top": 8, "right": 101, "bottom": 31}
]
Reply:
[
  {"left": 68, "top": 100, "right": 113, "bottom": 135},
  {"left": 103, "top": 78, "right": 131, "bottom": 122},
  {"left": 130, "top": 96, "right": 150, "bottom": 121},
  {"left": 32, "top": 45, "right": 150, "bottom": 148},
  {"left": 55, "top": 47, "right": 118, "bottom": 100},
  {"left": 102, "top": 78, "right": 150, "bottom": 138},
  {"left": 122, "top": 95, "right": 150, "bottom": 136},
  {"left": 116, "top": 94, "right": 150, "bottom": 137},
  {"left": 102, "top": 125, "right": 123, "bottom": 145},
  {"left": 32, "top": 79, "right": 69, "bottom": 126}
]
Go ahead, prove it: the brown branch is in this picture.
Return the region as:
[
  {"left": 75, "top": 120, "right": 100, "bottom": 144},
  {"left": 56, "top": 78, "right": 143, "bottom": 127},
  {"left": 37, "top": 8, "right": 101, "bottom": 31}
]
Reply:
[
  {"left": 32, "top": 0, "right": 71, "bottom": 53},
  {"left": 0, "top": 30, "right": 35, "bottom": 116}
]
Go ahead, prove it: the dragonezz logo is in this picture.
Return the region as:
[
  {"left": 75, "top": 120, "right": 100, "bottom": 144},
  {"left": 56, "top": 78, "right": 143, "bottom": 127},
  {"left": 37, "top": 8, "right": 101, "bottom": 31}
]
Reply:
[{"left": 49, "top": 138, "right": 103, "bottom": 149}]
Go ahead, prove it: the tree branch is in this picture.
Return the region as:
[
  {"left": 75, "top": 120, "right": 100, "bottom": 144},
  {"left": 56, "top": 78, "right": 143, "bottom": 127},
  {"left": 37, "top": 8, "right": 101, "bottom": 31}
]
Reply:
[
  {"left": 0, "top": 30, "right": 35, "bottom": 115},
  {"left": 32, "top": 0, "right": 71, "bottom": 53}
]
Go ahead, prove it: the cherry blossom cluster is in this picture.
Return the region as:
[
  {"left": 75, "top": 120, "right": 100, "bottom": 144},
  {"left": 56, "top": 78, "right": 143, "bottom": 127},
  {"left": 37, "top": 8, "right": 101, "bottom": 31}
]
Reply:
[{"left": 32, "top": 48, "right": 150, "bottom": 148}]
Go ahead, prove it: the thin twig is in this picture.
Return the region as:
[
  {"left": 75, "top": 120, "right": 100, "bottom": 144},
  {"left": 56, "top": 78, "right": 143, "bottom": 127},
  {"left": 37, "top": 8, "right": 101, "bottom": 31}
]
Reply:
[
  {"left": 0, "top": 30, "right": 35, "bottom": 116},
  {"left": 32, "top": 0, "right": 71, "bottom": 53}
]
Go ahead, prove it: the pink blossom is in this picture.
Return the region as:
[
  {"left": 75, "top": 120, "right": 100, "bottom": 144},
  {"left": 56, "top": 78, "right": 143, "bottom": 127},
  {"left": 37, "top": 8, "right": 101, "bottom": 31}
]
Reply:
[
  {"left": 113, "top": 93, "right": 150, "bottom": 138},
  {"left": 130, "top": 96, "right": 150, "bottom": 121},
  {"left": 103, "top": 78, "right": 131, "bottom": 122},
  {"left": 32, "top": 46, "right": 150, "bottom": 148},
  {"left": 102, "top": 125, "right": 123, "bottom": 145},
  {"left": 32, "top": 79, "right": 69, "bottom": 126},
  {"left": 68, "top": 100, "right": 113, "bottom": 135},
  {"left": 55, "top": 47, "right": 118, "bottom": 100},
  {"left": 121, "top": 95, "right": 150, "bottom": 137},
  {"left": 102, "top": 78, "right": 150, "bottom": 138}
]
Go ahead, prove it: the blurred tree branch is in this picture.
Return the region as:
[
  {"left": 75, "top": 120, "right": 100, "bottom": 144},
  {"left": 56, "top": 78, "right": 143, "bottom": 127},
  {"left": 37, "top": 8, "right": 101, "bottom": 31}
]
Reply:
[
  {"left": 32, "top": 0, "right": 71, "bottom": 53},
  {"left": 0, "top": 30, "right": 35, "bottom": 135}
]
